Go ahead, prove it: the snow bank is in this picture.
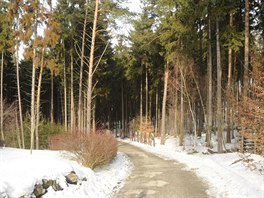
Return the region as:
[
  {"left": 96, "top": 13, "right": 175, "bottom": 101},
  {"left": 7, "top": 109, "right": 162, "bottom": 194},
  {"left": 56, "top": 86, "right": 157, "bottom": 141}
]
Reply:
[{"left": 0, "top": 148, "right": 132, "bottom": 198}]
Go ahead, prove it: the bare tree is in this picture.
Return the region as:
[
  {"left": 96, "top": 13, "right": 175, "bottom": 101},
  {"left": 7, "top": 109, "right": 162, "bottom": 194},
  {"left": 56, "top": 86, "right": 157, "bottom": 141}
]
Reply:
[
  {"left": 216, "top": 18, "right": 223, "bottom": 153},
  {"left": 86, "top": 0, "right": 99, "bottom": 132},
  {"left": 160, "top": 62, "right": 169, "bottom": 145},
  {"left": 226, "top": 13, "right": 233, "bottom": 143},
  {"left": 35, "top": 48, "right": 44, "bottom": 149},
  {"left": 70, "top": 49, "right": 75, "bottom": 131},
  {"left": 77, "top": 2, "right": 88, "bottom": 131},
  {"left": 63, "top": 43, "right": 67, "bottom": 131},
  {"left": 206, "top": 15, "right": 212, "bottom": 148}
]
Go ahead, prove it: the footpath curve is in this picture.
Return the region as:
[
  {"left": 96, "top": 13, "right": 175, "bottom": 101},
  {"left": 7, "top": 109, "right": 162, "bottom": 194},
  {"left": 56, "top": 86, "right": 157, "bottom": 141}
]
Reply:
[{"left": 116, "top": 142, "right": 209, "bottom": 198}]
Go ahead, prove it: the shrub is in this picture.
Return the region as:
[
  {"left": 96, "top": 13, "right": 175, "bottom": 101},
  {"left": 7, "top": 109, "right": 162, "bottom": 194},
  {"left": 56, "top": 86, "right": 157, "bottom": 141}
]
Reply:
[
  {"left": 23, "top": 119, "right": 65, "bottom": 149},
  {"left": 48, "top": 131, "right": 117, "bottom": 169}
]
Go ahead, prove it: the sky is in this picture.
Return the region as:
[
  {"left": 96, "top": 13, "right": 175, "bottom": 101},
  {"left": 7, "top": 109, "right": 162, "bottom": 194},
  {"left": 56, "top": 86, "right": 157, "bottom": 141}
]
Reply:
[
  {"left": 110, "top": 0, "right": 142, "bottom": 45},
  {"left": 127, "top": 0, "right": 142, "bottom": 13}
]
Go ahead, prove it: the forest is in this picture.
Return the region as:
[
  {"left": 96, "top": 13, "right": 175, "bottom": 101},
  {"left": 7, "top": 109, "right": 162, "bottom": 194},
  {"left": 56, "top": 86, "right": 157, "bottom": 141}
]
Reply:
[{"left": 0, "top": 0, "right": 263, "bottom": 154}]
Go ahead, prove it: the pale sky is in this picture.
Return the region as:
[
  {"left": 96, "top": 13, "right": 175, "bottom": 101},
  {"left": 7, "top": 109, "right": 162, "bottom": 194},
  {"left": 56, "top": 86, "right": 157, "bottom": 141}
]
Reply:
[
  {"left": 127, "top": 0, "right": 142, "bottom": 13},
  {"left": 110, "top": 0, "right": 142, "bottom": 45}
]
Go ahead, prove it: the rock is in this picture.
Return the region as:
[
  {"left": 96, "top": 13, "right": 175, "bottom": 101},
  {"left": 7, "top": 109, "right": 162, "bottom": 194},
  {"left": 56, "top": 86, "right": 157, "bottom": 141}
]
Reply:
[
  {"left": 52, "top": 181, "right": 63, "bottom": 191},
  {"left": 65, "top": 171, "right": 78, "bottom": 185},
  {"left": 42, "top": 179, "right": 54, "bottom": 189},
  {"left": 82, "top": 177, "right": 87, "bottom": 182},
  {"left": 33, "top": 184, "right": 46, "bottom": 198}
]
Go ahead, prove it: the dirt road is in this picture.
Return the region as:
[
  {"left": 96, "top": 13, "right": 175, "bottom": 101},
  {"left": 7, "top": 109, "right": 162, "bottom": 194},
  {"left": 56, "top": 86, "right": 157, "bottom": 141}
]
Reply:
[{"left": 116, "top": 142, "right": 209, "bottom": 198}]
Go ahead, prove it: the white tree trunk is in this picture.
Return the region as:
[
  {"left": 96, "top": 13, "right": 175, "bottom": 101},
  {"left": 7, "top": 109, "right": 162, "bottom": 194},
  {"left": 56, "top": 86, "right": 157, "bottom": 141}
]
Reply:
[
  {"left": 161, "top": 63, "right": 169, "bottom": 145},
  {"left": 30, "top": 48, "right": 36, "bottom": 153},
  {"left": 35, "top": 48, "right": 44, "bottom": 150},
  {"left": 77, "top": 4, "right": 88, "bottom": 131},
  {"left": 86, "top": 0, "right": 99, "bottom": 133}
]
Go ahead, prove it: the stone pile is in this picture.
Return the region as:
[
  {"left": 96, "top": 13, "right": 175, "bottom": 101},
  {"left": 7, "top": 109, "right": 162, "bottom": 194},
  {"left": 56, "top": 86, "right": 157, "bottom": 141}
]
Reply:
[
  {"left": 33, "top": 171, "right": 80, "bottom": 198},
  {"left": 1, "top": 171, "right": 86, "bottom": 198}
]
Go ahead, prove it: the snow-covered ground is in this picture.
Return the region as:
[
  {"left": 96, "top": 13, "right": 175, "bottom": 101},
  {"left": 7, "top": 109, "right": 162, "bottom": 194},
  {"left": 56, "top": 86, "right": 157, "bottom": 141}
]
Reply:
[
  {"left": 1, "top": 135, "right": 263, "bottom": 198},
  {"left": 121, "top": 135, "right": 264, "bottom": 198},
  {"left": 0, "top": 148, "right": 132, "bottom": 198}
]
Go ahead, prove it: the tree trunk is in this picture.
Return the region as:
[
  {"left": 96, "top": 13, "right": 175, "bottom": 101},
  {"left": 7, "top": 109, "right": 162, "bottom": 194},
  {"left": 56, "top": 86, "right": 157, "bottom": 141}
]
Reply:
[
  {"left": 30, "top": 47, "right": 36, "bottom": 154},
  {"left": 35, "top": 48, "right": 45, "bottom": 150},
  {"left": 70, "top": 50, "right": 75, "bottom": 131},
  {"left": 140, "top": 77, "right": 143, "bottom": 128},
  {"left": 174, "top": 65, "right": 178, "bottom": 137},
  {"left": 16, "top": 109, "right": 21, "bottom": 148},
  {"left": 226, "top": 13, "right": 233, "bottom": 143},
  {"left": 86, "top": 0, "right": 99, "bottom": 133},
  {"left": 83, "top": 91, "right": 86, "bottom": 130},
  {"left": 92, "top": 102, "right": 96, "bottom": 132},
  {"left": 16, "top": 46, "right": 25, "bottom": 149},
  {"left": 78, "top": 3, "right": 88, "bottom": 131},
  {"left": 206, "top": 15, "right": 212, "bottom": 148},
  {"left": 155, "top": 90, "right": 158, "bottom": 136},
  {"left": 181, "top": 70, "right": 197, "bottom": 149},
  {"left": 30, "top": 10, "right": 38, "bottom": 153},
  {"left": 145, "top": 64, "right": 148, "bottom": 122},
  {"left": 180, "top": 68, "right": 184, "bottom": 146},
  {"left": 149, "top": 94, "right": 152, "bottom": 121},
  {"left": 243, "top": 0, "right": 249, "bottom": 98},
  {"left": 0, "top": 51, "right": 4, "bottom": 142},
  {"left": 50, "top": 72, "right": 54, "bottom": 123},
  {"left": 121, "top": 81, "right": 124, "bottom": 137},
  {"left": 160, "top": 62, "right": 169, "bottom": 145},
  {"left": 216, "top": 18, "right": 223, "bottom": 153},
  {"left": 63, "top": 44, "right": 67, "bottom": 131}
]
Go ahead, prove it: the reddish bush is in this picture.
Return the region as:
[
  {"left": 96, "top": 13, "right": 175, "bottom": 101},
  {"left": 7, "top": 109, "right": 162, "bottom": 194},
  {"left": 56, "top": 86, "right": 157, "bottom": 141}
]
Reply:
[{"left": 48, "top": 131, "right": 117, "bottom": 169}]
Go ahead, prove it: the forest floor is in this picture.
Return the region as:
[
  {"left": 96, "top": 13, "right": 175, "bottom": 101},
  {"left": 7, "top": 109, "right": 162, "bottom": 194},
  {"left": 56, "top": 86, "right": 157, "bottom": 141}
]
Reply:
[
  {"left": 118, "top": 136, "right": 264, "bottom": 198},
  {"left": 116, "top": 142, "right": 208, "bottom": 198}
]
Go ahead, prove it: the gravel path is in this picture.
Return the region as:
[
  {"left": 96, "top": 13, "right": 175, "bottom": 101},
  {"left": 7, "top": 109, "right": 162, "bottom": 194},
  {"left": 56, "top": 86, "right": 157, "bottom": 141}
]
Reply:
[{"left": 116, "top": 142, "right": 209, "bottom": 198}]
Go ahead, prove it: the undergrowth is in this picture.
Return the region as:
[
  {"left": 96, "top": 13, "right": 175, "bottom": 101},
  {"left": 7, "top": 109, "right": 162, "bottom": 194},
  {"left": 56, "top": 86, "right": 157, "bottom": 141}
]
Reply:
[{"left": 48, "top": 131, "right": 117, "bottom": 169}]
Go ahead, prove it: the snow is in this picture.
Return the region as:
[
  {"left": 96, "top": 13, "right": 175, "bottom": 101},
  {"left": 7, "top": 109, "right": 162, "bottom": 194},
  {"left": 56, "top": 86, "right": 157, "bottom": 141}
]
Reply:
[
  {"left": 0, "top": 148, "right": 132, "bottom": 198},
  {"left": 1, "top": 135, "right": 263, "bottom": 198},
  {"left": 121, "top": 135, "right": 264, "bottom": 198}
]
